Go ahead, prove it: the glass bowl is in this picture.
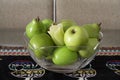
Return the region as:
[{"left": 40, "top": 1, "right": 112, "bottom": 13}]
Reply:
[{"left": 24, "top": 32, "right": 103, "bottom": 73}]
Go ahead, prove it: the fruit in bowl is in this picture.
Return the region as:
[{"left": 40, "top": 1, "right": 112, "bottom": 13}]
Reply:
[
  {"left": 52, "top": 46, "right": 78, "bottom": 66},
  {"left": 24, "top": 17, "right": 103, "bottom": 73},
  {"left": 29, "top": 33, "right": 55, "bottom": 59}
]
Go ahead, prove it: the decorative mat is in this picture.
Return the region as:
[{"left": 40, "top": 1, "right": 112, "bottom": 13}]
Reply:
[
  {"left": 0, "top": 46, "right": 120, "bottom": 80},
  {"left": 0, "top": 46, "right": 28, "bottom": 56},
  {"left": 0, "top": 46, "right": 120, "bottom": 56}
]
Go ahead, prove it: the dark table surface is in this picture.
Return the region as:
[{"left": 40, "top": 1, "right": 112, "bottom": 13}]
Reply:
[{"left": 0, "top": 46, "right": 120, "bottom": 80}]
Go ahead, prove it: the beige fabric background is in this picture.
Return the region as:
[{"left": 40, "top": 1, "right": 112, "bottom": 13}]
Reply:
[
  {"left": 56, "top": 0, "right": 120, "bottom": 30},
  {"left": 0, "top": 0, "right": 120, "bottom": 46},
  {"left": 0, "top": 0, "right": 53, "bottom": 30},
  {"left": 0, "top": 0, "right": 53, "bottom": 45}
]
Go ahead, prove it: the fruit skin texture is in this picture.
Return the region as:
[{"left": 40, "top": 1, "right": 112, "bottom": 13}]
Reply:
[
  {"left": 26, "top": 18, "right": 44, "bottom": 39},
  {"left": 29, "top": 33, "right": 54, "bottom": 59},
  {"left": 64, "top": 26, "right": 89, "bottom": 51},
  {"left": 42, "top": 19, "right": 53, "bottom": 33},
  {"left": 79, "top": 38, "right": 99, "bottom": 58},
  {"left": 60, "top": 20, "right": 77, "bottom": 32},
  {"left": 52, "top": 46, "right": 78, "bottom": 66},
  {"left": 48, "top": 24, "right": 64, "bottom": 46},
  {"left": 82, "top": 23, "right": 100, "bottom": 38}
]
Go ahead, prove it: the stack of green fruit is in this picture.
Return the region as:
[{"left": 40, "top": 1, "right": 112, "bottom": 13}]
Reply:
[{"left": 25, "top": 17, "right": 101, "bottom": 66}]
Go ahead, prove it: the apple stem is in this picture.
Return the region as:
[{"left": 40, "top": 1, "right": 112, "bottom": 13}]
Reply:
[
  {"left": 53, "top": 22, "right": 57, "bottom": 25},
  {"left": 71, "top": 29, "right": 76, "bottom": 34}
]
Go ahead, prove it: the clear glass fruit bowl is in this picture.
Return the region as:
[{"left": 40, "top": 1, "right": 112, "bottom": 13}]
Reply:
[{"left": 24, "top": 32, "right": 103, "bottom": 73}]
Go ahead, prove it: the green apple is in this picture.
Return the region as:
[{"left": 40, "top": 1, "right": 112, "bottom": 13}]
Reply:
[
  {"left": 52, "top": 46, "right": 78, "bottom": 66},
  {"left": 26, "top": 17, "right": 44, "bottom": 39},
  {"left": 41, "top": 19, "right": 53, "bottom": 33},
  {"left": 82, "top": 23, "right": 101, "bottom": 38},
  {"left": 29, "top": 33, "right": 55, "bottom": 59},
  {"left": 79, "top": 38, "right": 99, "bottom": 58},
  {"left": 60, "top": 19, "right": 77, "bottom": 31},
  {"left": 64, "top": 26, "right": 89, "bottom": 51}
]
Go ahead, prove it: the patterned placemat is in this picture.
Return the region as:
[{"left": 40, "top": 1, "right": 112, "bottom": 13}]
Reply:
[
  {"left": 0, "top": 45, "right": 120, "bottom": 56},
  {"left": 0, "top": 45, "right": 120, "bottom": 80},
  {"left": 0, "top": 46, "right": 28, "bottom": 56}
]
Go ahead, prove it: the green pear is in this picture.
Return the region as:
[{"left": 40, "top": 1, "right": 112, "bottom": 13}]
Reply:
[
  {"left": 82, "top": 23, "right": 101, "bottom": 38},
  {"left": 87, "top": 38, "right": 99, "bottom": 48},
  {"left": 29, "top": 33, "right": 55, "bottom": 59},
  {"left": 64, "top": 26, "right": 89, "bottom": 51},
  {"left": 26, "top": 17, "right": 44, "bottom": 39},
  {"left": 41, "top": 19, "right": 53, "bottom": 33},
  {"left": 60, "top": 19, "right": 77, "bottom": 32},
  {"left": 79, "top": 38, "right": 99, "bottom": 58}
]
